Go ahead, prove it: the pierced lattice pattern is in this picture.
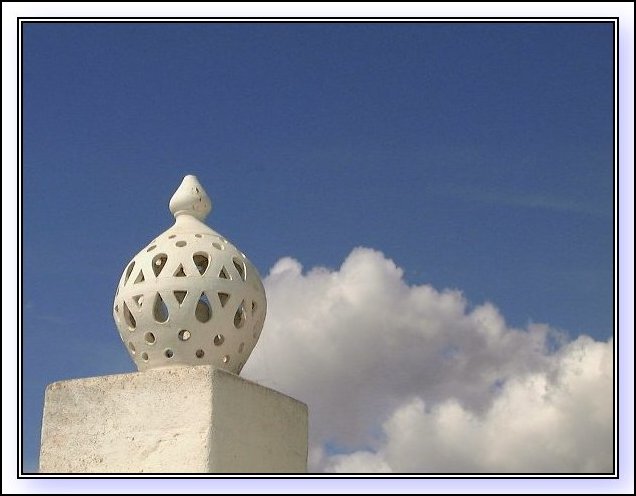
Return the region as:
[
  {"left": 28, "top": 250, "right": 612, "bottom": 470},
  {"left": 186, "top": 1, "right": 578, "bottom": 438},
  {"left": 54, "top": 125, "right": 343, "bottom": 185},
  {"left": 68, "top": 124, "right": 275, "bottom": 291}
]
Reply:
[{"left": 113, "top": 176, "right": 266, "bottom": 374}]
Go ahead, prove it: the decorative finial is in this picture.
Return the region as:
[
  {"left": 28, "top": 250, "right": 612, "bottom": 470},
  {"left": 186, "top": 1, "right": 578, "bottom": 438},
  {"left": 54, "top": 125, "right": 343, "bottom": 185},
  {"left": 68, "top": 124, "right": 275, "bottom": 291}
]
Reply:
[
  {"left": 113, "top": 175, "right": 267, "bottom": 374},
  {"left": 169, "top": 174, "right": 212, "bottom": 221}
]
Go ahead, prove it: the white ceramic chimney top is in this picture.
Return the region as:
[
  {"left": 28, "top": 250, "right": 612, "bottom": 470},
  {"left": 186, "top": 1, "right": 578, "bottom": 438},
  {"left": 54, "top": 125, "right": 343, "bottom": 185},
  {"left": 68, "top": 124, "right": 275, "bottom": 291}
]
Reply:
[{"left": 113, "top": 175, "right": 267, "bottom": 374}]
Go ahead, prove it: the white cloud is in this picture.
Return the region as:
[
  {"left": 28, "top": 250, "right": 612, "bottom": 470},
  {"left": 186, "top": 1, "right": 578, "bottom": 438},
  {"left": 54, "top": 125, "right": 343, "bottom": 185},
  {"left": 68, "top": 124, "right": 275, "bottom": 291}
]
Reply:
[{"left": 243, "top": 247, "right": 613, "bottom": 473}]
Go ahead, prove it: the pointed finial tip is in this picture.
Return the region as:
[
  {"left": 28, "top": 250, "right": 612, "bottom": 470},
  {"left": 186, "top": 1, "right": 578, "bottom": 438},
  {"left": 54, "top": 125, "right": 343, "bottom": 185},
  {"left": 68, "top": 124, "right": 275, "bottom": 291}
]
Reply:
[{"left": 169, "top": 175, "right": 212, "bottom": 221}]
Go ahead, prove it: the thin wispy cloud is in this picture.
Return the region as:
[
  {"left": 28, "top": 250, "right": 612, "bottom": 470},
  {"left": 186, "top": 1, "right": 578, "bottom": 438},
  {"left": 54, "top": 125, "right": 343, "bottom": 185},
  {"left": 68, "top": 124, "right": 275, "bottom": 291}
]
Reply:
[{"left": 443, "top": 186, "right": 610, "bottom": 218}]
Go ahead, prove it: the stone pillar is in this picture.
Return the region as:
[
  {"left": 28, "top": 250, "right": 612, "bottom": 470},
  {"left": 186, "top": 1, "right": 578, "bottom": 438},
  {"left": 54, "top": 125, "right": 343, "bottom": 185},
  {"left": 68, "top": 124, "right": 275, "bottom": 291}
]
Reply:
[
  {"left": 39, "top": 366, "right": 308, "bottom": 473},
  {"left": 39, "top": 175, "right": 309, "bottom": 473}
]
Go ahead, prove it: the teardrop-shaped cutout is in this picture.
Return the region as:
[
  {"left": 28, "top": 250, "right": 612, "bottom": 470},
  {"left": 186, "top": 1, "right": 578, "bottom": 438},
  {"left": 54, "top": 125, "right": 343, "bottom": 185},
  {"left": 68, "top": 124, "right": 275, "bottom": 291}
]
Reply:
[
  {"left": 195, "top": 292, "right": 212, "bottom": 323},
  {"left": 218, "top": 292, "right": 230, "bottom": 308},
  {"left": 251, "top": 301, "right": 257, "bottom": 315},
  {"left": 152, "top": 253, "right": 168, "bottom": 277},
  {"left": 174, "top": 265, "right": 186, "bottom": 277},
  {"left": 123, "top": 302, "right": 136, "bottom": 330},
  {"left": 153, "top": 293, "right": 169, "bottom": 323},
  {"left": 173, "top": 290, "right": 187, "bottom": 305},
  {"left": 124, "top": 261, "right": 135, "bottom": 285},
  {"left": 219, "top": 266, "right": 231, "bottom": 280},
  {"left": 134, "top": 270, "right": 145, "bottom": 284},
  {"left": 193, "top": 252, "right": 209, "bottom": 275},
  {"left": 234, "top": 301, "right": 246, "bottom": 329},
  {"left": 132, "top": 294, "right": 144, "bottom": 309},
  {"left": 233, "top": 258, "right": 246, "bottom": 281}
]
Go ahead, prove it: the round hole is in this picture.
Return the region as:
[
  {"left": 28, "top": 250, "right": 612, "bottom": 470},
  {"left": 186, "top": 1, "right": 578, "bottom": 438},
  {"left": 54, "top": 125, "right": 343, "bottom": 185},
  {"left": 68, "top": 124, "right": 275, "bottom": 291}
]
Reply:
[
  {"left": 128, "top": 342, "right": 136, "bottom": 355},
  {"left": 141, "top": 352, "right": 149, "bottom": 362},
  {"left": 213, "top": 334, "right": 224, "bottom": 346},
  {"left": 178, "top": 329, "right": 191, "bottom": 341},
  {"left": 144, "top": 332, "right": 156, "bottom": 345},
  {"left": 176, "top": 241, "right": 187, "bottom": 247},
  {"left": 165, "top": 349, "right": 174, "bottom": 359},
  {"left": 212, "top": 242, "right": 224, "bottom": 251},
  {"left": 223, "top": 355, "right": 230, "bottom": 364},
  {"left": 168, "top": 235, "right": 176, "bottom": 239},
  {"left": 195, "top": 234, "right": 203, "bottom": 238},
  {"left": 147, "top": 245, "right": 157, "bottom": 252},
  {"left": 195, "top": 349, "right": 205, "bottom": 359}
]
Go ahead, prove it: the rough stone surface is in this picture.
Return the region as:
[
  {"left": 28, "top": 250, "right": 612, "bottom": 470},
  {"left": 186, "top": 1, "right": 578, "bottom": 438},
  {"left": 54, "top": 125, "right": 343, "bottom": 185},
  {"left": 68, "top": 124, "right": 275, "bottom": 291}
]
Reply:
[{"left": 39, "top": 366, "right": 308, "bottom": 473}]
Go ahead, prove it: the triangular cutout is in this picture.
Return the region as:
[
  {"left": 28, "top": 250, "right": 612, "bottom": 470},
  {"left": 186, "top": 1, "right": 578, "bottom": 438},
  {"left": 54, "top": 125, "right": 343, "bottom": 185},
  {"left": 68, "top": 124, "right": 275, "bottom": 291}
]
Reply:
[
  {"left": 152, "top": 254, "right": 168, "bottom": 277},
  {"left": 174, "top": 264, "right": 186, "bottom": 277},
  {"left": 134, "top": 269, "right": 145, "bottom": 284},
  {"left": 132, "top": 294, "right": 144, "bottom": 309},
  {"left": 123, "top": 301, "right": 136, "bottom": 330},
  {"left": 234, "top": 300, "right": 246, "bottom": 329},
  {"left": 219, "top": 266, "right": 230, "bottom": 280},
  {"left": 153, "top": 292, "right": 169, "bottom": 323},
  {"left": 233, "top": 258, "right": 246, "bottom": 281},
  {"left": 218, "top": 292, "right": 230, "bottom": 308},
  {"left": 195, "top": 292, "right": 212, "bottom": 323},
  {"left": 193, "top": 253, "right": 209, "bottom": 276},
  {"left": 124, "top": 261, "right": 135, "bottom": 285},
  {"left": 174, "top": 290, "right": 187, "bottom": 305}
]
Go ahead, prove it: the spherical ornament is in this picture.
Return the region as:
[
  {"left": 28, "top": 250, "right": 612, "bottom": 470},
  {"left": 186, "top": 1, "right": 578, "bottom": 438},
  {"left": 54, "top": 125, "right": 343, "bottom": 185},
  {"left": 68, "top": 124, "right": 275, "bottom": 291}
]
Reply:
[{"left": 113, "top": 175, "right": 266, "bottom": 374}]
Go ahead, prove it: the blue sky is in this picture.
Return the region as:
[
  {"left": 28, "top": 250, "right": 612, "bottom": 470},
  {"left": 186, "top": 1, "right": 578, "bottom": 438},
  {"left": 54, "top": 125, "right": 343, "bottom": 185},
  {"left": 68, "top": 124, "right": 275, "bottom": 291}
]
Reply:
[{"left": 22, "top": 22, "right": 614, "bottom": 473}]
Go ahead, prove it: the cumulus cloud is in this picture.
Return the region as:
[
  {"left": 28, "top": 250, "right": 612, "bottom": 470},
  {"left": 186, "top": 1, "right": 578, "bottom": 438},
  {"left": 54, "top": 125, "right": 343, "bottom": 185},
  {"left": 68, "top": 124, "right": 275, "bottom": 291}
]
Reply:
[{"left": 242, "top": 247, "right": 613, "bottom": 473}]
